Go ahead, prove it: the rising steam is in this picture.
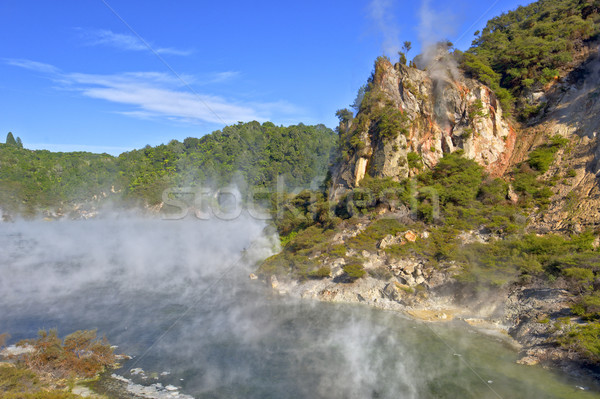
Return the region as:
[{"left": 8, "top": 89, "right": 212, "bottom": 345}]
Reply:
[{"left": 368, "top": 0, "right": 402, "bottom": 57}]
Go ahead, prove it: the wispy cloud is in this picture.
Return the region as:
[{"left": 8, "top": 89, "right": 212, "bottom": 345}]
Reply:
[
  {"left": 5, "top": 59, "right": 301, "bottom": 125},
  {"left": 81, "top": 29, "right": 193, "bottom": 56},
  {"left": 5, "top": 59, "right": 60, "bottom": 74},
  {"left": 70, "top": 74, "right": 261, "bottom": 124},
  {"left": 209, "top": 71, "right": 240, "bottom": 84}
]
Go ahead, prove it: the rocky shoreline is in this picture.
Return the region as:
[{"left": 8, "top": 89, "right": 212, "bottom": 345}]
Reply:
[
  {"left": 89, "top": 371, "right": 193, "bottom": 399},
  {"left": 258, "top": 265, "right": 600, "bottom": 385}
]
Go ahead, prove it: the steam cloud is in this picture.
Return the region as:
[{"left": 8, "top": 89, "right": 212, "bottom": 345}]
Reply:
[
  {"left": 0, "top": 215, "right": 423, "bottom": 398},
  {"left": 0, "top": 215, "right": 580, "bottom": 398},
  {"left": 368, "top": 0, "right": 401, "bottom": 57}
]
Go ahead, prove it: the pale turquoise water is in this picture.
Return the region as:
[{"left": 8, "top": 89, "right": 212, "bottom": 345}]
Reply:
[{"left": 1, "top": 218, "right": 598, "bottom": 398}]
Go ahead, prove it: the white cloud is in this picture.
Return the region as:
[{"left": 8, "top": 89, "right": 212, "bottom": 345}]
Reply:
[
  {"left": 82, "top": 29, "right": 193, "bottom": 56},
  {"left": 75, "top": 79, "right": 260, "bottom": 124},
  {"left": 5, "top": 59, "right": 302, "bottom": 125},
  {"left": 209, "top": 71, "right": 240, "bottom": 83},
  {"left": 4, "top": 59, "right": 60, "bottom": 74}
]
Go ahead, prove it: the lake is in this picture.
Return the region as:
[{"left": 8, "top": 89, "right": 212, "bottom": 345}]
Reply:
[{"left": 1, "top": 217, "right": 598, "bottom": 398}]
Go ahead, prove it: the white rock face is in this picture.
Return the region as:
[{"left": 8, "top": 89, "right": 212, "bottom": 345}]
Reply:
[{"left": 331, "top": 59, "right": 515, "bottom": 197}]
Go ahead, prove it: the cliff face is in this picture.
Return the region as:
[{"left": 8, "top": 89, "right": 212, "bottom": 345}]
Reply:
[
  {"left": 524, "top": 46, "right": 600, "bottom": 232},
  {"left": 331, "top": 58, "right": 516, "bottom": 197}
]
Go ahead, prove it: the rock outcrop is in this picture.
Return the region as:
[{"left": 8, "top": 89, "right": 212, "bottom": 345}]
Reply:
[
  {"left": 522, "top": 45, "right": 600, "bottom": 231},
  {"left": 331, "top": 57, "right": 516, "bottom": 198}
]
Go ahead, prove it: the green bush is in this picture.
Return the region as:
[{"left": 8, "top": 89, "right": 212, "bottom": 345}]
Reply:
[
  {"left": 309, "top": 266, "right": 331, "bottom": 279},
  {"left": 258, "top": 254, "right": 291, "bottom": 276},
  {"left": 572, "top": 294, "right": 600, "bottom": 320},
  {"left": 347, "top": 219, "right": 407, "bottom": 252},
  {"left": 280, "top": 231, "right": 298, "bottom": 247},
  {"left": 343, "top": 263, "right": 366, "bottom": 281},
  {"left": 563, "top": 267, "right": 595, "bottom": 292},
  {"left": 428, "top": 150, "right": 484, "bottom": 207},
  {"left": 559, "top": 322, "right": 600, "bottom": 363},
  {"left": 328, "top": 244, "right": 347, "bottom": 258},
  {"left": 407, "top": 152, "right": 423, "bottom": 169},
  {"left": 375, "top": 105, "right": 409, "bottom": 141},
  {"left": 528, "top": 146, "right": 559, "bottom": 173},
  {"left": 512, "top": 164, "right": 553, "bottom": 208},
  {"left": 477, "top": 178, "right": 508, "bottom": 205}
]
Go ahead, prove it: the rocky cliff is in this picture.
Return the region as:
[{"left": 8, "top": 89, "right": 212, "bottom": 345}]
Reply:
[
  {"left": 523, "top": 44, "right": 600, "bottom": 231},
  {"left": 331, "top": 56, "right": 516, "bottom": 198},
  {"left": 261, "top": 44, "right": 600, "bottom": 381}
]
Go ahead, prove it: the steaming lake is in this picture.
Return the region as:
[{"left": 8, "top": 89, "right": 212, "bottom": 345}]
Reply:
[{"left": 1, "top": 217, "right": 599, "bottom": 398}]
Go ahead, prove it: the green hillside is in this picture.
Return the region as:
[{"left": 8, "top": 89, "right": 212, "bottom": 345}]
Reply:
[
  {"left": 460, "top": 0, "right": 600, "bottom": 116},
  {"left": 0, "top": 121, "right": 336, "bottom": 216}
]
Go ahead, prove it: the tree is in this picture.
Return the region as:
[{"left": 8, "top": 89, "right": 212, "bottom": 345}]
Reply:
[
  {"left": 351, "top": 85, "right": 367, "bottom": 112},
  {"left": 399, "top": 41, "right": 412, "bottom": 66},
  {"left": 5, "top": 132, "right": 16, "bottom": 146},
  {"left": 335, "top": 108, "right": 353, "bottom": 124},
  {"left": 398, "top": 51, "right": 407, "bottom": 66},
  {"left": 15, "top": 137, "right": 23, "bottom": 148}
]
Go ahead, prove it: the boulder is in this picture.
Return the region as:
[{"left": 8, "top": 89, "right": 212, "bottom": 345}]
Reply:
[{"left": 404, "top": 230, "right": 417, "bottom": 242}]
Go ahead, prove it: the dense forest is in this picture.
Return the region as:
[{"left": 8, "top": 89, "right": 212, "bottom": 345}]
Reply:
[{"left": 0, "top": 122, "right": 336, "bottom": 216}]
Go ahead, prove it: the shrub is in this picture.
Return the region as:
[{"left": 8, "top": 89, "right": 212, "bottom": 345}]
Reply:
[
  {"left": 309, "top": 266, "right": 331, "bottom": 279},
  {"left": 563, "top": 267, "right": 595, "bottom": 292},
  {"left": 407, "top": 152, "right": 423, "bottom": 169},
  {"left": 347, "top": 219, "right": 407, "bottom": 252},
  {"left": 468, "top": 99, "right": 488, "bottom": 119},
  {"left": 258, "top": 254, "right": 290, "bottom": 276},
  {"left": 374, "top": 105, "right": 409, "bottom": 141},
  {"left": 429, "top": 150, "right": 484, "bottom": 207},
  {"left": 19, "top": 329, "right": 115, "bottom": 379},
  {"left": 343, "top": 263, "right": 366, "bottom": 281},
  {"left": 528, "top": 135, "right": 568, "bottom": 173},
  {"left": 512, "top": 164, "right": 553, "bottom": 208},
  {"left": 528, "top": 146, "right": 558, "bottom": 173},
  {"left": 280, "top": 231, "right": 298, "bottom": 247},
  {"left": 559, "top": 322, "right": 600, "bottom": 363},
  {"left": 572, "top": 294, "right": 600, "bottom": 320},
  {"left": 328, "top": 244, "right": 347, "bottom": 258},
  {"left": 477, "top": 178, "right": 508, "bottom": 205}
]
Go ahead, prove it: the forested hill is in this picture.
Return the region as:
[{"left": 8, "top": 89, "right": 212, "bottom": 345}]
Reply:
[
  {"left": 0, "top": 121, "right": 336, "bottom": 217},
  {"left": 460, "top": 0, "right": 600, "bottom": 117}
]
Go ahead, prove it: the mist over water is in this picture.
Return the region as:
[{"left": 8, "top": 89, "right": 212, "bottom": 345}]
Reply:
[{"left": 1, "top": 216, "right": 598, "bottom": 398}]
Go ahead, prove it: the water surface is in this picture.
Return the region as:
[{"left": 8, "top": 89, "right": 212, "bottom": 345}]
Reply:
[{"left": 1, "top": 218, "right": 598, "bottom": 398}]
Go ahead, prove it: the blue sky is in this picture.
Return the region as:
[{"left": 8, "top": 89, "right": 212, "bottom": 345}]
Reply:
[{"left": 0, "top": 0, "right": 533, "bottom": 155}]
